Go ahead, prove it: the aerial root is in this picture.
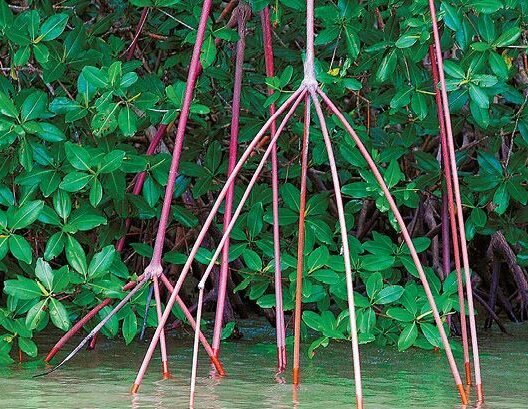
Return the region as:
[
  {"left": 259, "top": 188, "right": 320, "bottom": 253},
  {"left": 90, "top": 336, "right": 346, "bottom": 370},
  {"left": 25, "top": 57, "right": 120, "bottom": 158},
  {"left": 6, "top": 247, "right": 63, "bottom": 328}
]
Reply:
[
  {"left": 132, "top": 86, "right": 307, "bottom": 391},
  {"left": 318, "top": 87, "right": 467, "bottom": 405}
]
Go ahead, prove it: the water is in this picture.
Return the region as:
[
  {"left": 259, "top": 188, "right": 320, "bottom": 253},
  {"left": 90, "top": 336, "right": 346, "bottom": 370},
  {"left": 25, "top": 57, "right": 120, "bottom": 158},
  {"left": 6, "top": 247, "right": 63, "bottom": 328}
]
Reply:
[{"left": 1, "top": 318, "right": 526, "bottom": 408}]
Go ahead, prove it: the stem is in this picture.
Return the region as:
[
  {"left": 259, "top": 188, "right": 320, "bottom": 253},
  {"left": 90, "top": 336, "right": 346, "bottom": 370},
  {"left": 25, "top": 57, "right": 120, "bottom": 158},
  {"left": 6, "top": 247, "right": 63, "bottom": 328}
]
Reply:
[
  {"left": 126, "top": 8, "right": 150, "bottom": 61},
  {"left": 292, "top": 95, "right": 310, "bottom": 386},
  {"left": 428, "top": 1, "right": 482, "bottom": 400},
  {"left": 152, "top": 274, "right": 170, "bottom": 378},
  {"left": 211, "top": 2, "right": 251, "bottom": 358},
  {"left": 36, "top": 278, "right": 149, "bottom": 377},
  {"left": 190, "top": 288, "right": 204, "bottom": 408},
  {"left": 188, "top": 90, "right": 306, "bottom": 406},
  {"left": 303, "top": 0, "right": 316, "bottom": 83},
  {"left": 131, "top": 87, "right": 307, "bottom": 392},
  {"left": 260, "top": 4, "right": 287, "bottom": 374},
  {"left": 116, "top": 123, "right": 168, "bottom": 252},
  {"left": 147, "top": 0, "right": 214, "bottom": 268},
  {"left": 319, "top": 88, "right": 468, "bottom": 405},
  {"left": 139, "top": 284, "right": 154, "bottom": 341},
  {"left": 158, "top": 274, "right": 225, "bottom": 375},
  {"left": 44, "top": 298, "right": 112, "bottom": 362},
  {"left": 485, "top": 256, "right": 500, "bottom": 329},
  {"left": 429, "top": 45, "right": 471, "bottom": 385},
  {"left": 441, "top": 193, "right": 450, "bottom": 279},
  {"left": 310, "top": 92, "right": 363, "bottom": 409}
]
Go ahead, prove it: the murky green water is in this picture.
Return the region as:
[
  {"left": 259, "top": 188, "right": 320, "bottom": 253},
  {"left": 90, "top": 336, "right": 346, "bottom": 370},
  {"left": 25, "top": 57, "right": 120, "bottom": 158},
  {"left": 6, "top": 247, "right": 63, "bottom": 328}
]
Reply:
[{"left": 1, "top": 318, "right": 526, "bottom": 408}]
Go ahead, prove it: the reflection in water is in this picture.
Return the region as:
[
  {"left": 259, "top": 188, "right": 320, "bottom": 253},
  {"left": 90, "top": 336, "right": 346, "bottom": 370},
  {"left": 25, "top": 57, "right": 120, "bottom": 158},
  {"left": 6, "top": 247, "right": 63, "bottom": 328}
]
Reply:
[{"left": 0, "top": 319, "right": 527, "bottom": 408}]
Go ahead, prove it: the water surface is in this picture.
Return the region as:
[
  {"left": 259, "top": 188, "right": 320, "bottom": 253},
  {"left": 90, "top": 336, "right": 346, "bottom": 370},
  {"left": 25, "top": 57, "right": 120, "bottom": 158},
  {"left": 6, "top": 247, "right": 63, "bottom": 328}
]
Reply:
[{"left": 1, "top": 318, "right": 526, "bottom": 408}]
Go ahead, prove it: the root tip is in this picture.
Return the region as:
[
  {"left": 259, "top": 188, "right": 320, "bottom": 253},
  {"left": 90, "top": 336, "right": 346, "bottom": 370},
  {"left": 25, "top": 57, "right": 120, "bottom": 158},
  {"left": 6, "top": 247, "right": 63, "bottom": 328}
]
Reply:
[
  {"left": 44, "top": 348, "right": 58, "bottom": 363},
  {"left": 457, "top": 383, "right": 468, "bottom": 405},
  {"left": 292, "top": 367, "right": 300, "bottom": 385},
  {"left": 131, "top": 383, "right": 140, "bottom": 394},
  {"left": 356, "top": 396, "right": 364, "bottom": 409},
  {"left": 210, "top": 356, "right": 226, "bottom": 377},
  {"left": 162, "top": 362, "right": 170, "bottom": 379},
  {"left": 476, "top": 383, "right": 484, "bottom": 403}
]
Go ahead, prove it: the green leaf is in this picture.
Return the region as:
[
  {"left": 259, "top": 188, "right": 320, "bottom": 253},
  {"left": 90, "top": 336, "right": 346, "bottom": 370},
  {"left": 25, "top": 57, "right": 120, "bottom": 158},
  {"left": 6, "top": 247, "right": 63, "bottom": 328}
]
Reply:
[
  {"left": 220, "top": 321, "right": 236, "bottom": 340},
  {"left": 122, "top": 312, "right": 137, "bottom": 345},
  {"left": 0, "top": 91, "right": 19, "bottom": 119},
  {"left": 26, "top": 299, "right": 48, "bottom": 330},
  {"left": 420, "top": 322, "right": 443, "bottom": 348},
  {"left": 384, "top": 160, "right": 403, "bottom": 188},
  {"left": 443, "top": 61, "right": 465, "bottom": 79},
  {"left": 14, "top": 46, "right": 31, "bottom": 66},
  {"left": 247, "top": 202, "right": 264, "bottom": 238},
  {"left": 398, "top": 322, "right": 418, "bottom": 351},
  {"left": 214, "top": 27, "right": 239, "bottom": 42},
  {"left": 243, "top": 249, "right": 262, "bottom": 271},
  {"left": 469, "top": 101, "right": 489, "bottom": 129},
  {"left": 376, "top": 50, "right": 397, "bottom": 82},
  {"left": 345, "top": 29, "right": 360, "bottom": 60},
  {"left": 9, "top": 234, "right": 33, "bottom": 264},
  {"left": 488, "top": 52, "right": 509, "bottom": 79},
  {"left": 44, "top": 231, "right": 65, "bottom": 260},
  {"left": 507, "top": 179, "right": 528, "bottom": 205},
  {"left": 256, "top": 294, "right": 276, "bottom": 308},
  {"left": 366, "top": 272, "right": 383, "bottom": 299},
  {"left": 373, "top": 285, "right": 404, "bottom": 304},
  {"left": 18, "top": 337, "right": 38, "bottom": 358},
  {"left": 82, "top": 66, "right": 108, "bottom": 88},
  {"left": 88, "top": 245, "right": 116, "bottom": 278},
  {"left": 143, "top": 175, "right": 160, "bottom": 208},
  {"left": 390, "top": 87, "right": 412, "bottom": 109},
  {"left": 89, "top": 178, "right": 103, "bottom": 207},
  {"left": 64, "top": 142, "right": 92, "bottom": 171},
  {"left": 0, "top": 0, "right": 14, "bottom": 30},
  {"left": 108, "top": 61, "right": 122, "bottom": 87},
  {"left": 280, "top": 183, "right": 300, "bottom": 211},
  {"left": 361, "top": 254, "right": 394, "bottom": 271},
  {"left": 307, "top": 246, "right": 329, "bottom": 272},
  {"left": 21, "top": 91, "right": 47, "bottom": 122},
  {"left": 53, "top": 189, "right": 71, "bottom": 219},
  {"left": 470, "top": 207, "right": 487, "bottom": 228},
  {"left": 38, "top": 123, "right": 65, "bottom": 142},
  {"left": 9, "top": 200, "right": 44, "bottom": 230},
  {"left": 395, "top": 33, "right": 418, "bottom": 48},
  {"left": 118, "top": 106, "right": 138, "bottom": 137},
  {"left": 33, "top": 43, "right": 49, "bottom": 63},
  {"left": 35, "top": 258, "right": 54, "bottom": 291},
  {"left": 472, "top": 0, "right": 503, "bottom": 14},
  {"left": 386, "top": 308, "right": 415, "bottom": 322},
  {"left": 411, "top": 92, "right": 428, "bottom": 120},
  {"left": 38, "top": 13, "right": 68, "bottom": 41},
  {"left": 98, "top": 306, "right": 119, "bottom": 336},
  {"left": 60, "top": 172, "right": 92, "bottom": 192},
  {"left": 4, "top": 276, "right": 42, "bottom": 300},
  {"left": 469, "top": 84, "right": 489, "bottom": 109},
  {"left": 68, "top": 209, "right": 107, "bottom": 231},
  {"left": 308, "top": 336, "right": 329, "bottom": 358},
  {"left": 98, "top": 150, "right": 125, "bottom": 173},
  {"left": 303, "top": 310, "right": 323, "bottom": 331},
  {"left": 342, "top": 182, "right": 369, "bottom": 198},
  {"left": 66, "top": 236, "right": 88, "bottom": 276},
  {"left": 200, "top": 35, "right": 217, "bottom": 69},
  {"left": 49, "top": 298, "right": 71, "bottom": 331},
  {"left": 441, "top": 2, "right": 462, "bottom": 31},
  {"left": 493, "top": 27, "right": 521, "bottom": 47}
]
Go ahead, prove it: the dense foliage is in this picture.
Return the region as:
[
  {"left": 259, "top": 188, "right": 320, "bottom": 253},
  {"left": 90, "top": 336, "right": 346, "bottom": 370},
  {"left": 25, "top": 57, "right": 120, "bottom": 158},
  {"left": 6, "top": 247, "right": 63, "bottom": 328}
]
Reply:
[{"left": 0, "top": 0, "right": 527, "bottom": 364}]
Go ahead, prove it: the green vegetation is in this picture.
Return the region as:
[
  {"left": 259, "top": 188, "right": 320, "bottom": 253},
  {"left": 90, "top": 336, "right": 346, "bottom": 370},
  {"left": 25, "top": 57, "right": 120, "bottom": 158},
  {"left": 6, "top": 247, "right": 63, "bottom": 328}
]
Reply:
[{"left": 0, "top": 0, "right": 527, "bottom": 365}]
